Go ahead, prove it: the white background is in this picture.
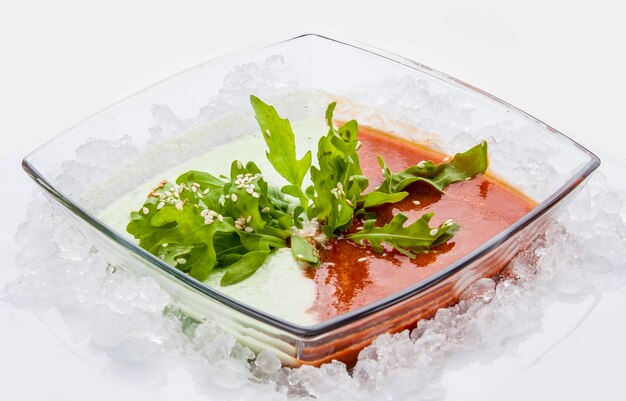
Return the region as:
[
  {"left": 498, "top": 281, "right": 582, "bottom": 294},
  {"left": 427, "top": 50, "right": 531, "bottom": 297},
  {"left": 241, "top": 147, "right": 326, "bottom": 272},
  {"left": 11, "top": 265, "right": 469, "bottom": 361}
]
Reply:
[{"left": 1, "top": 1, "right": 625, "bottom": 400}]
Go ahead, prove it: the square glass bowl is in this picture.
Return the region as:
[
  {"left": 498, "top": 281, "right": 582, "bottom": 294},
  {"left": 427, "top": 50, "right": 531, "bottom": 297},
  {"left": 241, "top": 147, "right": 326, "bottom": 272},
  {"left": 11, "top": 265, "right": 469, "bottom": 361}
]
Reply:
[{"left": 22, "top": 33, "right": 600, "bottom": 367}]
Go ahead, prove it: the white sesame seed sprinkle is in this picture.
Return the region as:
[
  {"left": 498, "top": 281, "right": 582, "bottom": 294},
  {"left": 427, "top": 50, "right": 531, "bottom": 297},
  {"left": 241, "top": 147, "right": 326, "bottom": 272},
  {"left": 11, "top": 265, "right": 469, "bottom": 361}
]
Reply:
[
  {"left": 201, "top": 209, "right": 209, "bottom": 217},
  {"left": 417, "top": 161, "right": 426, "bottom": 169},
  {"left": 231, "top": 194, "right": 238, "bottom": 202},
  {"left": 176, "top": 258, "right": 187, "bottom": 265},
  {"left": 142, "top": 207, "right": 149, "bottom": 215},
  {"left": 261, "top": 207, "right": 270, "bottom": 213},
  {"left": 246, "top": 215, "right": 252, "bottom": 223},
  {"left": 429, "top": 228, "right": 439, "bottom": 236},
  {"left": 412, "top": 200, "right": 421, "bottom": 206},
  {"left": 252, "top": 192, "right": 259, "bottom": 198},
  {"left": 236, "top": 161, "right": 243, "bottom": 169},
  {"left": 175, "top": 202, "right": 183, "bottom": 211},
  {"left": 244, "top": 226, "right": 254, "bottom": 233},
  {"left": 443, "top": 157, "right": 450, "bottom": 162},
  {"left": 157, "top": 201, "right": 165, "bottom": 210},
  {"left": 357, "top": 257, "right": 368, "bottom": 262},
  {"left": 265, "top": 129, "right": 271, "bottom": 137},
  {"left": 203, "top": 188, "right": 210, "bottom": 195}
]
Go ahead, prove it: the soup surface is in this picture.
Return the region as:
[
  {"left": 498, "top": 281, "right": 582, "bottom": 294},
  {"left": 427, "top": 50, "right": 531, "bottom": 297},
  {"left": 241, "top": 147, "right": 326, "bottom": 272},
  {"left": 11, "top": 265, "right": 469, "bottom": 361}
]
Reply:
[{"left": 307, "top": 127, "right": 535, "bottom": 321}]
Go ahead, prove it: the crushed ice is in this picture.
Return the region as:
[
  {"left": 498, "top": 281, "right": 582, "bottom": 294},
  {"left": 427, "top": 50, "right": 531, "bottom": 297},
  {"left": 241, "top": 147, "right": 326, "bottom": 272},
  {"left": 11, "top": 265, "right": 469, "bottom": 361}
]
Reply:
[{"left": 6, "top": 56, "right": 626, "bottom": 400}]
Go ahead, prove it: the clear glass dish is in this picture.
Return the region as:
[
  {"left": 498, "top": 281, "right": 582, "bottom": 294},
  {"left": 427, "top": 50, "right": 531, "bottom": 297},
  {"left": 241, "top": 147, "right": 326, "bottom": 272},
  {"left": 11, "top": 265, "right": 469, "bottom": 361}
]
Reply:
[{"left": 22, "top": 33, "right": 600, "bottom": 367}]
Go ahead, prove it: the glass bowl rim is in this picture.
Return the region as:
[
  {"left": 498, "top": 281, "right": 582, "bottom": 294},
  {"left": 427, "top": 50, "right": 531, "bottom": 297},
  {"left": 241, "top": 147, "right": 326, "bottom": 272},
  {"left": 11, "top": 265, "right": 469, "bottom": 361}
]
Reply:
[{"left": 22, "top": 31, "right": 601, "bottom": 338}]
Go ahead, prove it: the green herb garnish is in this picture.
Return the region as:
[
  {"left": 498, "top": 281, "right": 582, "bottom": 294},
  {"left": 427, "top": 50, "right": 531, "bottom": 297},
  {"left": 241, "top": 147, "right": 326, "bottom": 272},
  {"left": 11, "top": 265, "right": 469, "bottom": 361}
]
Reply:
[{"left": 127, "top": 96, "right": 488, "bottom": 285}]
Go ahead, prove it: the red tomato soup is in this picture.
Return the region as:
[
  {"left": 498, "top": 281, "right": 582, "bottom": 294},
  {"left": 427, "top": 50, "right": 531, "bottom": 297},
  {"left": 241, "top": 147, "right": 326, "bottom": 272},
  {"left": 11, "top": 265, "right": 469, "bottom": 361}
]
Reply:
[{"left": 305, "top": 127, "right": 535, "bottom": 321}]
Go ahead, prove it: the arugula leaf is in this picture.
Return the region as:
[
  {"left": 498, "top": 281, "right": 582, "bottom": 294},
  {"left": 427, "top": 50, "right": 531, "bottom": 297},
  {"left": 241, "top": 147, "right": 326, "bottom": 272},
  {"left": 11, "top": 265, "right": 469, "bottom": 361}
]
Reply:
[
  {"left": 148, "top": 205, "right": 235, "bottom": 281},
  {"left": 370, "top": 141, "right": 488, "bottom": 196},
  {"left": 360, "top": 191, "right": 409, "bottom": 208},
  {"left": 290, "top": 235, "right": 319, "bottom": 264},
  {"left": 347, "top": 213, "right": 459, "bottom": 258},
  {"left": 220, "top": 250, "right": 270, "bottom": 286},
  {"left": 307, "top": 102, "right": 369, "bottom": 235},
  {"left": 250, "top": 95, "right": 311, "bottom": 208}
]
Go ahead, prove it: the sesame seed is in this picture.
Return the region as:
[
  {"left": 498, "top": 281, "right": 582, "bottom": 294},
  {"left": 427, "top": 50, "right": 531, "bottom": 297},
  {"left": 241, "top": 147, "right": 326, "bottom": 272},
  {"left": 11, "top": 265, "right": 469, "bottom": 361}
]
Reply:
[
  {"left": 217, "top": 215, "right": 223, "bottom": 222},
  {"left": 236, "top": 161, "right": 243, "bottom": 169},
  {"left": 203, "top": 188, "right": 210, "bottom": 195},
  {"left": 261, "top": 207, "right": 270, "bottom": 213},
  {"left": 169, "top": 186, "right": 176, "bottom": 192},
  {"left": 191, "top": 186, "right": 197, "bottom": 192},
  {"left": 412, "top": 200, "right": 421, "bottom": 206},
  {"left": 429, "top": 228, "right": 438, "bottom": 236},
  {"left": 192, "top": 182, "right": 200, "bottom": 188},
  {"left": 142, "top": 207, "right": 149, "bottom": 215},
  {"left": 173, "top": 191, "right": 180, "bottom": 199},
  {"left": 355, "top": 140, "right": 362, "bottom": 150},
  {"left": 175, "top": 202, "right": 183, "bottom": 211},
  {"left": 357, "top": 257, "right": 368, "bottom": 262},
  {"left": 356, "top": 226, "right": 363, "bottom": 230},
  {"left": 225, "top": 194, "right": 230, "bottom": 199},
  {"left": 381, "top": 168, "right": 385, "bottom": 175},
  {"left": 336, "top": 182, "right": 343, "bottom": 190},
  {"left": 159, "top": 193, "right": 166, "bottom": 199},
  {"left": 246, "top": 188, "right": 254, "bottom": 194},
  {"left": 162, "top": 243, "right": 168, "bottom": 247},
  {"left": 296, "top": 254, "right": 304, "bottom": 259},
  {"left": 231, "top": 194, "right": 238, "bottom": 202},
  {"left": 204, "top": 218, "right": 214, "bottom": 225},
  {"left": 244, "top": 226, "right": 254, "bottom": 233},
  {"left": 346, "top": 199, "right": 353, "bottom": 207},
  {"left": 444, "top": 219, "right": 455, "bottom": 226},
  {"left": 265, "top": 129, "right": 271, "bottom": 137},
  {"left": 236, "top": 174, "right": 243, "bottom": 179},
  {"left": 443, "top": 157, "right": 450, "bottom": 162},
  {"left": 246, "top": 215, "right": 252, "bottom": 222},
  {"left": 417, "top": 161, "right": 426, "bottom": 169},
  {"left": 157, "top": 201, "right": 165, "bottom": 210},
  {"left": 252, "top": 192, "right": 260, "bottom": 198},
  {"left": 201, "top": 209, "right": 209, "bottom": 217},
  {"left": 176, "top": 258, "right": 187, "bottom": 265}
]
